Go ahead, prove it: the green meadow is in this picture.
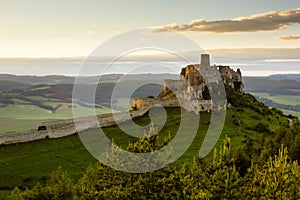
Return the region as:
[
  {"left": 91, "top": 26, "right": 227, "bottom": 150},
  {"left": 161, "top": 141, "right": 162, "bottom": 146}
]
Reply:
[
  {"left": 251, "top": 92, "right": 300, "bottom": 105},
  {"left": 0, "top": 102, "right": 112, "bottom": 133},
  {"left": 250, "top": 92, "right": 300, "bottom": 117},
  {"left": 0, "top": 96, "right": 289, "bottom": 199}
]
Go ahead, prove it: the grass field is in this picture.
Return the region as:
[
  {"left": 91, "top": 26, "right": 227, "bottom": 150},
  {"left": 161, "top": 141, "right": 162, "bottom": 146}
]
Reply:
[
  {"left": 0, "top": 135, "right": 97, "bottom": 199},
  {"left": 251, "top": 92, "right": 300, "bottom": 105},
  {"left": 250, "top": 92, "right": 300, "bottom": 118},
  {"left": 0, "top": 118, "right": 45, "bottom": 133},
  {"left": 0, "top": 103, "right": 112, "bottom": 133},
  {"left": 0, "top": 102, "right": 289, "bottom": 199}
]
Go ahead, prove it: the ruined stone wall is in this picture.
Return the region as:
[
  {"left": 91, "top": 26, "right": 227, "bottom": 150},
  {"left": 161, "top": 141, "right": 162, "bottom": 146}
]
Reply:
[
  {"left": 164, "top": 79, "right": 185, "bottom": 92},
  {"left": 180, "top": 99, "right": 212, "bottom": 114},
  {"left": 131, "top": 97, "right": 212, "bottom": 115},
  {"left": 132, "top": 98, "right": 180, "bottom": 110},
  {"left": 218, "top": 65, "right": 243, "bottom": 91},
  {"left": 0, "top": 130, "right": 49, "bottom": 145},
  {"left": 0, "top": 107, "right": 151, "bottom": 145}
]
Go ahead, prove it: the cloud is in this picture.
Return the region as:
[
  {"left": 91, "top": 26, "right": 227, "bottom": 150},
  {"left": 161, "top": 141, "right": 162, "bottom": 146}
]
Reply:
[
  {"left": 154, "top": 8, "right": 300, "bottom": 33},
  {"left": 278, "top": 34, "right": 300, "bottom": 40},
  {"left": 86, "top": 30, "right": 94, "bottom": 35}
]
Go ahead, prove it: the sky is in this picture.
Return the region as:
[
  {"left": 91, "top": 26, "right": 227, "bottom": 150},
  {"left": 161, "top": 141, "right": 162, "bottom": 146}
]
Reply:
[{"left": 0, "top": 0, "right": 299, "bottom": 75}]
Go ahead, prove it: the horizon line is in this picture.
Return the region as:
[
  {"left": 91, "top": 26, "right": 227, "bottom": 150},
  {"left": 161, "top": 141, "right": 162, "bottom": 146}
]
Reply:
[
  {"left": 0, "top": 47, "right": 299, "bottom": 59},
  {"left": 1, "top": 72, "right": 300, "bottom": 78}
]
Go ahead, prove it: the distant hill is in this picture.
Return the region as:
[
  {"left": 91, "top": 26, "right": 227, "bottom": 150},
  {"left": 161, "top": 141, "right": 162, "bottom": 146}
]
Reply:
[
  {"left": 0, "top": 73, "right": 178, "bottom": 86},
  {"left": 244, "top": 76, "right": 300, "bottom": 96},
  {"left": 0, "top": 80, "right": 29, "bottom": 92},
  {"left": 0, "top": 74, "right": 75, "bottom": 85},
  {"left": 2, "top": 73, "right": 300, "bottom": 96},
  {"left": 269, "top": 74, "right": 300, "bottom": 82}
]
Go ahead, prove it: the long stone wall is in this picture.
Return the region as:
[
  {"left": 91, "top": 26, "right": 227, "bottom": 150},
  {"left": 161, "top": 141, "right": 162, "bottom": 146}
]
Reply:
[
  {"left": 131, "top": 97, "right": 212, "bottom": 114},
  {"left": 131, "top": 98, "right": 180, "bottom": 110},
  {"left": 0, "top": 106, "right": 151, "bottom": 145}
]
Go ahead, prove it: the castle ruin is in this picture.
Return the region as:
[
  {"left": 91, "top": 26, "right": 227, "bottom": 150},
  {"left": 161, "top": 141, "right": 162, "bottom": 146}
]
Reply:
[{"left": 131, "top": 54, "right": 243, "bottom": 113}]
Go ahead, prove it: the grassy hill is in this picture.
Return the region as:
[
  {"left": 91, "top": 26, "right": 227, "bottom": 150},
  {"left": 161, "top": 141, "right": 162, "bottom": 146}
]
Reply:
[
  {"left": 0, "top": 73, "right": 178, "bottom": 86},
  {"left": 0, "top": 80, "right": 29, "bottom": 92},
  {"left": 0, "top": 87, "right": 291, "bottom": 199}
]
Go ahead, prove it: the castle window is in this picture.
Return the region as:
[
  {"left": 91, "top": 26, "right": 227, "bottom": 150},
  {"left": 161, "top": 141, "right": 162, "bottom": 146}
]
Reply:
[{"left": 38, "top": 126, "right": 47, "bottom": 131}]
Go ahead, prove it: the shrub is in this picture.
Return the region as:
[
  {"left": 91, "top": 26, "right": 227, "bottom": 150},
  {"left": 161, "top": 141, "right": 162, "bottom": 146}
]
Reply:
[{"left": 253, "top": 122, "right": 271, "bottom": 134}]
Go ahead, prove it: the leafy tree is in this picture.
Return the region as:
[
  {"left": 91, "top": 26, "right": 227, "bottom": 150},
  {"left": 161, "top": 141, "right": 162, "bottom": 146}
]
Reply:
[
  {"left": 10, "top": 167, "right": 73, "bottom": 200},
  {"left": 244, "top": 147, "right": 300, "bottom": 199}
]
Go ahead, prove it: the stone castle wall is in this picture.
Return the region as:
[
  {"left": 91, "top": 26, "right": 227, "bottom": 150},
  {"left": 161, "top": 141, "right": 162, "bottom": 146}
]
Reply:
[
  {"left": 0, "top": 106, "right": 151, "bottom": 145},
  {"left": 132, "top": 98, "right": 180, "bottom": 110},
  {"left": 132, "top": 97, "right": 212, "bottom": 114},
  {"left": 218, "top": 66, "right": 243, "bottom": 91},
  {"left": 180, "top": 99, "right": 212, "bottom": 113},
  {"left": 163, "top": 79, "right": 185, "bottom": 92}
]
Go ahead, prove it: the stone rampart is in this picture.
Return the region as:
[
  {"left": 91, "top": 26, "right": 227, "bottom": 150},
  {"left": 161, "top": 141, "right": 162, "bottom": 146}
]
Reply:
[
  {"left": 131, "top": 97, "right": 212, "bottom": 114},
  {"left": 0, "top": 106, "right": 151, "bottom": 145},
  {"left": 131, "top": 98, "right": 180, "bottom": 110}
]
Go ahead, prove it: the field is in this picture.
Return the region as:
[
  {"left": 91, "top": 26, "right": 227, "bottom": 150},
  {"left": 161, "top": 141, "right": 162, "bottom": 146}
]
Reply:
[
  {"left": 0, "top": 134, "right": 97, "bottom": 199},
  {"left": 0, "top": 102, "right": 112, "bottom": 133},
  {"left": 251, "top": 92, "right": 300, "bottom": 105},
  {"left": 250, "top": 92, "right": 300, "bottom": 118}
]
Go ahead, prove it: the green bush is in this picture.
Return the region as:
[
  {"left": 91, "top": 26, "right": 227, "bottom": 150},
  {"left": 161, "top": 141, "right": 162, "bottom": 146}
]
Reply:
[{"left": 253, "top": 122, "right": 271, "bottom": 133}]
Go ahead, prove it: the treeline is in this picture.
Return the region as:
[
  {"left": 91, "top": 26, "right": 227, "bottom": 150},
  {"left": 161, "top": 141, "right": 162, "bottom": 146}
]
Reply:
[{"left": 9, "top": 123, "right": 300, "bottom": 199}]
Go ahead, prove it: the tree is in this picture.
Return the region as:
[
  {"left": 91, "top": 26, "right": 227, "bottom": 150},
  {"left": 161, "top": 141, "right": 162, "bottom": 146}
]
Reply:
[{"left": 244, "top": 146, "right": 300, "bottom": 199}]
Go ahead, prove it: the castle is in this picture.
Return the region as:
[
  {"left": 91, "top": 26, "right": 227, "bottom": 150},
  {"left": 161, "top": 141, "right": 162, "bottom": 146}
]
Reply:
[{"left": 131, "top": 54, "right": 243, "bottom": 113}]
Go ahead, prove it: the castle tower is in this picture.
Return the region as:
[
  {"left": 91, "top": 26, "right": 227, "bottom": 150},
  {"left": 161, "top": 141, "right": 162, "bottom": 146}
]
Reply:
[{"left": 200, "top": 54, "right": 210, "bottom": 68}]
